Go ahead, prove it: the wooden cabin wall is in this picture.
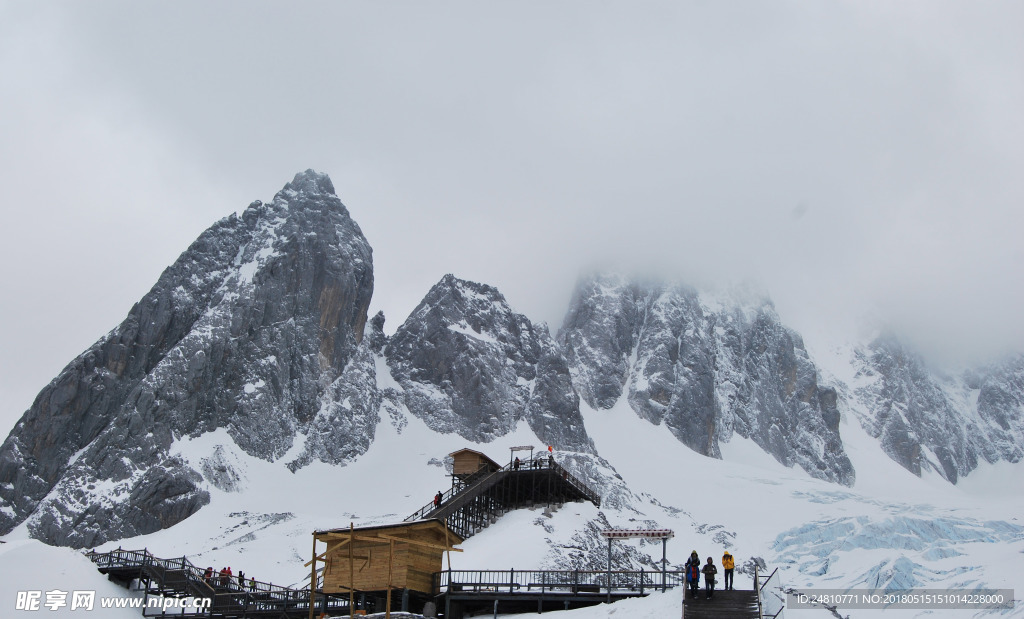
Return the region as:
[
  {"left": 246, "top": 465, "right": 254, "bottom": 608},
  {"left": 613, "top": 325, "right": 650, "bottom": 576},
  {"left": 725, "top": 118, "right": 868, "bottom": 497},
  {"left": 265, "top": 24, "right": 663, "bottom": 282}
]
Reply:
[
  {"left": 452, "top": 451, "right": 482, "bottom": 477},
  {"left": 320, "top": 529, "right": 451, "bottom": 596}
]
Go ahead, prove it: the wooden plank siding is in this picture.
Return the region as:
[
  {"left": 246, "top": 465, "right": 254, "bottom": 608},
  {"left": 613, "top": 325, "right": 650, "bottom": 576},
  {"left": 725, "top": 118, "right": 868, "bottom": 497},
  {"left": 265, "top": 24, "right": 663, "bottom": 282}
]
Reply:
[
  {"left": 450, "top": 449, "right": 501, "bottom": 479},
  {"left": 316, "top": 521, "right": 462, "bottom": 596}
]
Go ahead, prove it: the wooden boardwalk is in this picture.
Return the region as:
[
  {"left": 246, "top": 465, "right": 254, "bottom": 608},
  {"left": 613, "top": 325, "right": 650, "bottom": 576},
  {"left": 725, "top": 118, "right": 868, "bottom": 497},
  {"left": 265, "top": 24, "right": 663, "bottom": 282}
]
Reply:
[
  {"left": 405, "top": 455, "right": 601, "bottom": 540},
  {"left": 682, "top": 588, "right": 759, "bottom": 618},
  {"left": 87, "top": 548, "right": 346, "bottom": 617}
]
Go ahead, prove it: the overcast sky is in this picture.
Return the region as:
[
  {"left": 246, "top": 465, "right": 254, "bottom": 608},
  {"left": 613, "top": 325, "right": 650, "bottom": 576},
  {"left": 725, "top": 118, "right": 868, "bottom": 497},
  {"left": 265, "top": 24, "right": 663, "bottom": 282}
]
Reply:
[{"left": 1, "top": 1, "right": 1022, "bottom": 435}]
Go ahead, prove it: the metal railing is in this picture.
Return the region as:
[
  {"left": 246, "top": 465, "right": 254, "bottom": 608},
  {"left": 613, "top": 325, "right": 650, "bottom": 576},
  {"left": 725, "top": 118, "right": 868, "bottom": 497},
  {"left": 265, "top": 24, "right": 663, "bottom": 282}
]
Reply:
[
  {"left": 404, "top": 455, "right": 601, "bottom": 524},
  {"left": 84, "top": 548, "right": 352, "bottom": 617},
  {"left": 756, "top": 565, "right": 786, "bottom": 619},
  {"left": 435, "top": 568, "right": 685, "bottom": 597},
  {"left": 405, "top": 465, "right": 499, "bottom": 522}
]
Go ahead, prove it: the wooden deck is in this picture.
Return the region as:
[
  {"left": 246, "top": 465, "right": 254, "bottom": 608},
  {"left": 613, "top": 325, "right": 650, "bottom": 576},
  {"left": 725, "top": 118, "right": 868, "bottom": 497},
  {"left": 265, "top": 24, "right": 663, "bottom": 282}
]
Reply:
[{"left": 682, "top": 588, "right": 760, "bottom": 618}]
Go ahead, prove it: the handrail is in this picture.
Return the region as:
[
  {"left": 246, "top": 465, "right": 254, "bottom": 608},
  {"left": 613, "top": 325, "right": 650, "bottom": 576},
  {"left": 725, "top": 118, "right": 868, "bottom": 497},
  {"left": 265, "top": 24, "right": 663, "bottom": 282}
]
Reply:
[
  {"left": 756, "top": 565, "right": 785, "bottom": 619},
  {"left": 405, "top": 455, "right": 600, "bottom": 523},
  {"left": 85, "top": 548, "right": 310, "bottom": 599},
  {"left": 755, "top": 564, "right": 762, "bottom": 618},
  {"left": 436, "top": 568, "right": 686, "bottom": 593},
  {"left": 405, "top": 464, "right": 502, "bottom": 522}
]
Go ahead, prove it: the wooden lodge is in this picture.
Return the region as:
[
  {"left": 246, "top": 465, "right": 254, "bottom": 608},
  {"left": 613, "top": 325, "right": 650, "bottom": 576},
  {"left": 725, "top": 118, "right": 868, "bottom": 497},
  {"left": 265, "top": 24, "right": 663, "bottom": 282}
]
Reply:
[
  {"left": 449, "top": 448, "right": 501, "bottom": 480},
  {"left": 313, "top": 520, "right": 463, "bottom": 600}
]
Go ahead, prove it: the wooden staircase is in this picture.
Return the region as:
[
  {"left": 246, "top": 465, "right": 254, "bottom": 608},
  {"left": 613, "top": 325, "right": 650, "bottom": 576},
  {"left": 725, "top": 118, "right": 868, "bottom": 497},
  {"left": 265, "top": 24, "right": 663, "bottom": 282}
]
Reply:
[
  {"left": 404, "top": 455, "right": 601, "bottom": 540},
  {"left": 682, "top": 588, "right": 759, "bottom": 618}
]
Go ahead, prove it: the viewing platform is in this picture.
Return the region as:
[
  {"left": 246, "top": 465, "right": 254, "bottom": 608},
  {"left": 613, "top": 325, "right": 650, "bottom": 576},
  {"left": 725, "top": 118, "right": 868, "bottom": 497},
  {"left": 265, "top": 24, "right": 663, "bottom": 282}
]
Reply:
[{"left": 404, "top": 448, "right": 602, "bottom": 541}]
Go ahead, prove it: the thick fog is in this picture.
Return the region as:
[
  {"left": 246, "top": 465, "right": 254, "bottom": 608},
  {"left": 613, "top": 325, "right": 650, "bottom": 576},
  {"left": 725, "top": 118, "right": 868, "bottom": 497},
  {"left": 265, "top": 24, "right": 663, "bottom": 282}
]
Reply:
[{"left": 1, "top": 1, "right": 1021, "bottom": 434}]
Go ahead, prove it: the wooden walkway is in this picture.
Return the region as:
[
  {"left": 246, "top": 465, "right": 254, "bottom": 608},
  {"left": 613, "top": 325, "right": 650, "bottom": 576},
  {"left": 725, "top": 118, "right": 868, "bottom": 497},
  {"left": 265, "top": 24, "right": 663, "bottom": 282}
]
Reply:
[
  {"left": 86, "top": 548, "right": 347, "bottom": 617},
  {"left": 682, "top": 588, "right": 759, "bottom": 618},
  {"left": 405, "top": 455, "right": 601, "bottom": 540}
]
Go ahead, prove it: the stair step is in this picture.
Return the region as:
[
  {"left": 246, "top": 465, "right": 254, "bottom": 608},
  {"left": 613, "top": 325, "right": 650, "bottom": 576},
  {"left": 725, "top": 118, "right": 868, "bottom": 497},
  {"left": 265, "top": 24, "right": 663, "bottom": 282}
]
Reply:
[{"left": 682, "top": 589, "right": 759, "bottom": 619}]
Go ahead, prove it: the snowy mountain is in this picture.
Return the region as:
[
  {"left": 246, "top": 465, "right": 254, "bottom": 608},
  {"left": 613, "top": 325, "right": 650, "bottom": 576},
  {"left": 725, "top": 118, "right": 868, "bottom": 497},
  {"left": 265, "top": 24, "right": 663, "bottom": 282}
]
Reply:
[
  {"left": 559, "top": 273, "right": 854, "bottom": 485},
  {"left": 385, "top": 274, "right": 593, "bottom": 453},
  {"left": 834, "top": 334, "right": 1024, "bottom": 483},
  {"left": 0, "top": 170, "right": 376, "bottom": 546},
  {"left": 1, "top": 170, "right": 1023, "bottom": 618}
]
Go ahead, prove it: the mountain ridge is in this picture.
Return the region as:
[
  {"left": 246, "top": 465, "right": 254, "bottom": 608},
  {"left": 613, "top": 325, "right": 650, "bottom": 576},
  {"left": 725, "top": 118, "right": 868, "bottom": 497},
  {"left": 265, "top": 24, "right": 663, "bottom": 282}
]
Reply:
[{"left": 1, "top": 170, "right": 1022, "bottom": 549}]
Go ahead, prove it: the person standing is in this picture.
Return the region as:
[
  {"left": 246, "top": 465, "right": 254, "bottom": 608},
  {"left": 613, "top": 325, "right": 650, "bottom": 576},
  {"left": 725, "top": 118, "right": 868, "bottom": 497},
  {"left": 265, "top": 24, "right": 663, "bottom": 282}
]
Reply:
[
  {"left": 684, "top": 551, "right": 701, "bottom": 599},
  {"left": 722, "top": 551, "right": 735, "bottom": 590},
  {"left": 702, "top": 557, "right": 718, "bottom": 599}
]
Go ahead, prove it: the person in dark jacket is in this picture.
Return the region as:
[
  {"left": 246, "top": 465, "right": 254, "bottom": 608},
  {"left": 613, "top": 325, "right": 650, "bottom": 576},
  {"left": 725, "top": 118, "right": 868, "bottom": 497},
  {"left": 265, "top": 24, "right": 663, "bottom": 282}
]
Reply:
[
  {"left": 684, "top": 551, "right": 701, "bottom": 599},
  {"left": 702, "top": 557, "right": 718, "bottom": 599},
  {"left": 434, "top": 491, "right": 443, "bottom": 507}
]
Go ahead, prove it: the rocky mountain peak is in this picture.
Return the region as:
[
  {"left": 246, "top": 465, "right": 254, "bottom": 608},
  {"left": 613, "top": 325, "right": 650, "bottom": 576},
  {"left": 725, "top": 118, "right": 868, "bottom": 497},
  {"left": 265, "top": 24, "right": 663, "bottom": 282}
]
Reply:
[
  {"left": 281, "top": 168, "right": 336, "bottom": 196},
  {"left": 849, "top": 335, "right": 1024, "bottom": 483},
  {"left": 385, "top": 274, "right": 594, "bottom": 452},
  {"left": 0, "top": 171, "right": 374, "bottom": 547},
  {"left": 559, "top": 273, "right": 855, "bottom": 485}
]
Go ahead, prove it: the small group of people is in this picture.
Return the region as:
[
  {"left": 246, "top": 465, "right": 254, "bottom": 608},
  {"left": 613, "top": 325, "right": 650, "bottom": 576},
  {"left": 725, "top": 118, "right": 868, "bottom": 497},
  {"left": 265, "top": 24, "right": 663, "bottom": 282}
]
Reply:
[
  {"left": 509, "top": 452, "right": 552, "bottom": 471},
  {"left": 433, "top": 491, "right": 444, "bottom": 507},
  {"left": 684, "top": 550, "right": 735, "bottom": 599},
  {"left": 203, "top": 566, "right": 259, "bottom": 591}
]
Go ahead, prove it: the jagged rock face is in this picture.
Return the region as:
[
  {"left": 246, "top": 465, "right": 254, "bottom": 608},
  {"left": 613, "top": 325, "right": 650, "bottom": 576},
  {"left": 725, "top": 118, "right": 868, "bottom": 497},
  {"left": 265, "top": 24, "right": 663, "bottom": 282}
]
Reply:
[
  {"left": 976, "top": 355, "right": 1024, "bottom": 457},
  {"left": 851, "top": 338, "right": 1023, "bottom": 482},
  {"left": 559, "top": 274, "right": 854, "bottom": 485},
  {"left": 385, "top": 275, "right": 594, "bottom": 453},
  {"left": 560, "top": 278, "right": 645, "bottom": 409},
  {"left": 0, "top": 170, "right": 377, "bottom": 546}
]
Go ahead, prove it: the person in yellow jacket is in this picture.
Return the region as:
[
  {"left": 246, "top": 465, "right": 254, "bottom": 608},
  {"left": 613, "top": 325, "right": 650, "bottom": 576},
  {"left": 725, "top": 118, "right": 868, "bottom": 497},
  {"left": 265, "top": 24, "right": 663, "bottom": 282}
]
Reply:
[{"left": 722, "top": 551, "right": 735, "bottom": 590}]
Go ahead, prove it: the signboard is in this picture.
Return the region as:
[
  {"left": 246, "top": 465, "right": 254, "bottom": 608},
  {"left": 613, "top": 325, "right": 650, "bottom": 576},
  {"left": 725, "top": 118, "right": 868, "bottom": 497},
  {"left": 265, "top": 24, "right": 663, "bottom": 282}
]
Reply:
[{"left": 600, "top": 529, "right": 675, "bottom": 539}]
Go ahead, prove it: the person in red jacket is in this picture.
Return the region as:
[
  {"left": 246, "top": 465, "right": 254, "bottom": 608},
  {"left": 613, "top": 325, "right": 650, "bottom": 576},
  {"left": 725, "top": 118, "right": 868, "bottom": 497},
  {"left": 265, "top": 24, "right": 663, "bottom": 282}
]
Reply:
[{"left": 684, "top": 551, "right": 701, "bottom": 599}]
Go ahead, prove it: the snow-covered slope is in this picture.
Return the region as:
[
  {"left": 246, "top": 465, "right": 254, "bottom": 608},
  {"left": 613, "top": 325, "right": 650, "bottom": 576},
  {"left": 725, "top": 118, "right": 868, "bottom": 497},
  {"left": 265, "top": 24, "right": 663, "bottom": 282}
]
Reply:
[
  {"left": 0, "top": 539, "right": 148, "bottom": 618},
  {"left": 6, "top": 382, "right": 1020, "bottom": 617}
]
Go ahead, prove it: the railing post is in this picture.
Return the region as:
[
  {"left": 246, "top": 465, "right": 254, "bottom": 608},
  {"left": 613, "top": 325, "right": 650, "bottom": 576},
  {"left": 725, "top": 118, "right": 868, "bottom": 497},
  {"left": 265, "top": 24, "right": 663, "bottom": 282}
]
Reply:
[
  {"left": 640, "top": 568, "right": 644, "bottom": 595},
  {"left": 662, "top": 538, "right": 667, "bottom": 593},
  {"left": 755, "top": 564, "right": 762, "bottom": 619},
  {"left": 606, "top": 537, "right": 612, "bottom": 604},
  {"left": 509, "top": 568, "right": 514, "bottom": 594}
]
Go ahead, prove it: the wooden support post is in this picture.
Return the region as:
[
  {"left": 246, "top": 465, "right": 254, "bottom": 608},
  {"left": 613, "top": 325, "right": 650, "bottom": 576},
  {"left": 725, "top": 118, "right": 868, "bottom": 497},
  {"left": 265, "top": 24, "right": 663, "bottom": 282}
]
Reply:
[
  {"left": 386, "top": 538, "right": 394, "bottom": 619},
  {"left": 308, "top": 536, "right": 317, "bottom": 619},
  {"left": 444, "top": 525, "right": 452, "bottom": 573}
]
